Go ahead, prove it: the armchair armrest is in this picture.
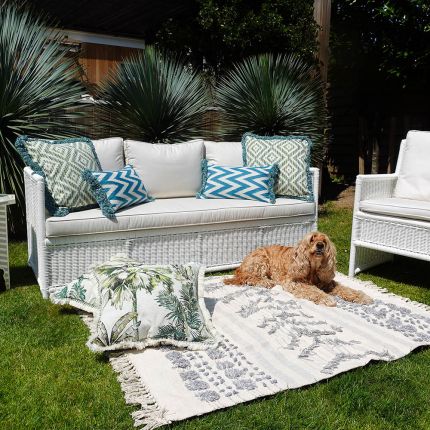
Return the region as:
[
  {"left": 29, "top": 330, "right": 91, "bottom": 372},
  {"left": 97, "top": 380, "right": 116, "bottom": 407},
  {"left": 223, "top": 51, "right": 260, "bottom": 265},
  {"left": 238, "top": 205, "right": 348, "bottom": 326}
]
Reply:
[
  {"left": 354, "top": 173, "right": 398, "bottom": 209},
  {"left": 310, "top": 167, "right": 319, "bottom": 209},
  {"left": 24, "top": 167, "right": 46, "bottom": 238}
]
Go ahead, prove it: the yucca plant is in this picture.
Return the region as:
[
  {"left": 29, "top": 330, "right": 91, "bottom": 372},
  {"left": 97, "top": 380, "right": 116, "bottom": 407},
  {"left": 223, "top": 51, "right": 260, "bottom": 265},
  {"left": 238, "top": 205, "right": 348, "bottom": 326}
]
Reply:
[
  {"left": 216, "top": 53, "right": 328, "bottom": 163},
  {"left": 0, "top": 3, "right": 87, "bottom": 236},
  {"left": 97, "top": 46, "right": 209, "bottom": 143}
]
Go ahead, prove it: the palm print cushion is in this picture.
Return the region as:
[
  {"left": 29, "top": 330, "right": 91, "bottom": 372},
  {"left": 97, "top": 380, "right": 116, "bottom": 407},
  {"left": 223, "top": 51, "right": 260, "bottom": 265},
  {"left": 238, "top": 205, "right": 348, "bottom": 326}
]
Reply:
[
  {"left": 88, "top": 256, "right": 217, "bottom": 352},
  {"left": 50, "top": 271, "right": 100, "bottom": 313}
]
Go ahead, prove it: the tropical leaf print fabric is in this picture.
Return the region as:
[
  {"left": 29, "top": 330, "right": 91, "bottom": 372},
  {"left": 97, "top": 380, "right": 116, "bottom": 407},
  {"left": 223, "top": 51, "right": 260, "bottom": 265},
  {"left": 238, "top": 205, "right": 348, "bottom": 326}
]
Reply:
[
  {"left": 50, "top": 256, "right": 217, "bottom": 352},
  {"left": 50, "top": 272, "right": 100, "bottom": 313},
  {"left": 90, "top": 256, "right": 216, "bottom": 351}
]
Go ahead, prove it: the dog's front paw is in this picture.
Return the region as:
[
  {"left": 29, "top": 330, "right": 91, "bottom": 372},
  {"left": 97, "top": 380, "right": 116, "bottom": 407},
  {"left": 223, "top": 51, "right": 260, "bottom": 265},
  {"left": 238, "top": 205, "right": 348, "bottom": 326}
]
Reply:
[
  {"left": 317, "top": 295, "right": 337, "bottom": 307},
  {"left": 355, "top": 292, "right": 373, "bottom": 305}
]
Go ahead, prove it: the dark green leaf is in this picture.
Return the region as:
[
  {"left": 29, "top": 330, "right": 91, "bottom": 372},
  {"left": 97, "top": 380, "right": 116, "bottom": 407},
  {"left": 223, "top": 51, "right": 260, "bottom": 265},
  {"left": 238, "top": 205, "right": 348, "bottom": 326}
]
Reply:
[{"left": 110, "top": 312, "right": 137, "bottom": 344}]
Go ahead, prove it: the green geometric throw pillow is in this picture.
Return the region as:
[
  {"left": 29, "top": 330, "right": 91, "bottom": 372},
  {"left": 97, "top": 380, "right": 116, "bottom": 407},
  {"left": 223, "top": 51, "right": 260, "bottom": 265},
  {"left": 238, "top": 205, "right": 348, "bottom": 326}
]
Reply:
[
  {"left": 15, "top": 136, "right": 102, "bottom": 216},
  {"left": 242, "top": 132, "right": 314, "bottom": 201},
  {"left": 87, "top": 256, "right": 217, "bottom": 352}
]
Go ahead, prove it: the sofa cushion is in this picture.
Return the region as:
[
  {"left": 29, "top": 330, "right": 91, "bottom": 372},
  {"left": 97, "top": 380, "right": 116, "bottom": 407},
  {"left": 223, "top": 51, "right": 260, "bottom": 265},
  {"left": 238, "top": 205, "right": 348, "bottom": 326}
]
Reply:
[
  {"left": 87, "top": 259, "right": 216, "bottom": 352},
  {"left": 360, "top": 197, "right": 430, "bottom": 222},
  {"left": 92, "top": 137, "right": 124, "bottom": 171},
  {"left": 45, "top": 197, "right": 315, "bottom": 237},
  {"left": 15, "top": 136, "right": 101, "bottom": 216},
  {"left": 394, "top": 130, "right": 430, "bottom": 201},
  {"left": 242, "top": 132, "right": 313, "bottom": 201},
  {"left": 124, "top": 139, "right": 204, "bottom": 198},
  {"left": 204, "top": 141, "right": 243, "bottom": 166}
]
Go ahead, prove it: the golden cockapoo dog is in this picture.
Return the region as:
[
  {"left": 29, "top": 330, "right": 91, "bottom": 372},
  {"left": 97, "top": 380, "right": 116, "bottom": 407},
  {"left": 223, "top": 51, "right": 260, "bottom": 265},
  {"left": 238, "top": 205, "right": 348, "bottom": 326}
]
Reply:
[{"left": 224, "top": 232, "right": 373, "bottom": 307}]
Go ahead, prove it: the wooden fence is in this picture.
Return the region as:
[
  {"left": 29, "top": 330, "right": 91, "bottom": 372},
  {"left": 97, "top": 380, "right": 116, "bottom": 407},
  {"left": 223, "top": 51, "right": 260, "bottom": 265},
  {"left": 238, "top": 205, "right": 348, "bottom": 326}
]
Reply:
[{"left": 328, "top": 83, "right": 430, "bottom": 182}]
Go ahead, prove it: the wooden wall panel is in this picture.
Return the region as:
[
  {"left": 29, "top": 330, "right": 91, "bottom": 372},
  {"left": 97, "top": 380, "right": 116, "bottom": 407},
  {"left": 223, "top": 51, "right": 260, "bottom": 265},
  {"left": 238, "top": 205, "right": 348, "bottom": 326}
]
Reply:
[{"left": 77, "top": 43, "right": 141, "bottom": 85}]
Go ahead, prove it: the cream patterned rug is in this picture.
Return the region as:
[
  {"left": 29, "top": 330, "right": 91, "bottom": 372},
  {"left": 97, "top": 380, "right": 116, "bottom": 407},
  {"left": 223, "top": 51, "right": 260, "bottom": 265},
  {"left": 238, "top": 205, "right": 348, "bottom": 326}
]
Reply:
[{"left": 91, "top": 274, "right": 430, "bottom": 429}]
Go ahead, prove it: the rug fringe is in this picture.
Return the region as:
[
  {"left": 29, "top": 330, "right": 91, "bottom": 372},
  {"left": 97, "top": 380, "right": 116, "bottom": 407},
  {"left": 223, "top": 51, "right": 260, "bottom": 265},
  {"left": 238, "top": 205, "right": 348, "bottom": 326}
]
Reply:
[
  {"left": 337, "top": 272, "right": 430, "bottom": 312},
  {"left": 110, "top": 354, "right": 172, "bottom": 430}
]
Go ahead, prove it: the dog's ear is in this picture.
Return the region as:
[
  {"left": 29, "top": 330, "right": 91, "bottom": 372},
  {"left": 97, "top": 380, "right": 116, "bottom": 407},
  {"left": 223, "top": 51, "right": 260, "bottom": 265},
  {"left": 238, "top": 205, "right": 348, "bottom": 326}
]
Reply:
[
  {"left": 323, "top": 235, "right": 337, "bottom": 268},
  {"left": 296, "top": 234, "right": 312, "bottom": 254},
  {"left": 301, "top": 232, "right": 314, "bottom": 247}
]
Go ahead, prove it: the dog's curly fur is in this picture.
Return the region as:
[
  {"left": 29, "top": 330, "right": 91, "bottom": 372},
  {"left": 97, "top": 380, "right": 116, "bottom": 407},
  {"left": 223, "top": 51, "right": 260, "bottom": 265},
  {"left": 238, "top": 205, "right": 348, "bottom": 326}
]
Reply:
[{"left": 224, "top": 231, "right": 373, "bottom": 307}]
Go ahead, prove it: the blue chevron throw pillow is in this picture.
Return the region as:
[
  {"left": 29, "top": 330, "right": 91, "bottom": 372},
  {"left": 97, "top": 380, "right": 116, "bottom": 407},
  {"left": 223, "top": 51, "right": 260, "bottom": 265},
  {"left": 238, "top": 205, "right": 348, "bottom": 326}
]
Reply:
[
  {"left": 83, "top": 165, "right": 153, "bottom": 219},
  {"left": 197, "top": 160, "right": 279, "bottom": 203}
]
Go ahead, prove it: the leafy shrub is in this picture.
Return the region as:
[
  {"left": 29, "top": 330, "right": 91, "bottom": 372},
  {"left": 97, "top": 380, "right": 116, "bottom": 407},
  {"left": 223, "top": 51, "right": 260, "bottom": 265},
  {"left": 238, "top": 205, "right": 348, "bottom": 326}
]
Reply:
[
  {"left": 97, "top": 46, "right": 209, "bottom": 143},
  {"left": 0, "top": 3, "right": 86, "bottom": 236},
  {"left": 216, "top": 53, "right": 328, "bottom": 163}
]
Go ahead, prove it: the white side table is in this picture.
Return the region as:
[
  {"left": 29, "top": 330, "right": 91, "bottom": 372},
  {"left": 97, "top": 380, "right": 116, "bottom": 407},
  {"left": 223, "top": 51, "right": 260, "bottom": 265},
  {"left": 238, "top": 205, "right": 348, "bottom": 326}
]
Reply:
[{"left": 0, "top": 194, "right": 15, "bottom": 291}]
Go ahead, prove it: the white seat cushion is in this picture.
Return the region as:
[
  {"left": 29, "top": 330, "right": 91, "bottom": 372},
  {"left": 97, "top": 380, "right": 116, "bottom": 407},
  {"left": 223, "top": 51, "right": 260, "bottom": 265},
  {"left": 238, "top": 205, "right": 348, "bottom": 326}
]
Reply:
[
  {"left": 46, "top": 197, "right": 315, "bottom": 237},
  {"left": 394, "top": 130, "right": 430, "bottom": 201},
  {"left": 360, "top": 197, "right": 430, "bottom": 222},
  {"left": 204, "top": 141, "right": 243, "bottom": 166},
  {"left": 92, "top": 137, "right": 124, "bottom": 170},
  {"left": 124, "top": 139, "right": 204, "bottom": 198}
]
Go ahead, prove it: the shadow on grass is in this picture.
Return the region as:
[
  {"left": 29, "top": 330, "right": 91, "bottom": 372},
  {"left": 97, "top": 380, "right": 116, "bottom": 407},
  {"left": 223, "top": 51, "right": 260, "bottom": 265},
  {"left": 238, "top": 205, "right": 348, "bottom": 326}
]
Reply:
[
  {"left": 9, "top": 264, "right": 36, "bottom": 289},
  {"left": 362, "top": 256, "right": 430, "bottom": 289},
  {"left": 59, "top": 306, "right": 82, "bottom": 315}
]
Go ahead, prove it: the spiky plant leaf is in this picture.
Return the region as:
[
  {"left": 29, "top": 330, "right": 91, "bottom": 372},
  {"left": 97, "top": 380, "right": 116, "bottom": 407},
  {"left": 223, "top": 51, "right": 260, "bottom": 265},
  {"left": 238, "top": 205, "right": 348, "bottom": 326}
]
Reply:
[
  {"left": 97, "top": 46, "right": 209, "bottom": 143},
  {"left": 216, "top": 53, "right": 328, "bottom": 163},
  {"left": 0, "top": 3, "right": 87, "bottom": 236}
]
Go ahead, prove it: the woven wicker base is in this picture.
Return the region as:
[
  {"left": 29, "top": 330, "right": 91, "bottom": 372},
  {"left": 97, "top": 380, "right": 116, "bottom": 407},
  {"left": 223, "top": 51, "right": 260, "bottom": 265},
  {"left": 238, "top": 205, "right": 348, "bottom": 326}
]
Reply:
[
  {"left": 348, "top": 152, "right": 430, "bottom": 277},
  {"left": 25, "top": 166, "right": 320, "bottom": 298},
  {"left": 42, "top": 220, "right": 316, "bottom": 297}
]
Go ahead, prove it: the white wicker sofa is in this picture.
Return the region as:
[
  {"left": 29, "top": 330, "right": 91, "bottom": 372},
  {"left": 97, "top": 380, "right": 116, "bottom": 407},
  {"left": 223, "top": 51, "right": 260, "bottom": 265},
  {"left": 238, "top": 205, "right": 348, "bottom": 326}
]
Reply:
[
  {"left": 349, "top": 130, "right": 430, "bottom": 276},
  {"left": 25, "top": 138, "right": 319, "bottom": 298}
]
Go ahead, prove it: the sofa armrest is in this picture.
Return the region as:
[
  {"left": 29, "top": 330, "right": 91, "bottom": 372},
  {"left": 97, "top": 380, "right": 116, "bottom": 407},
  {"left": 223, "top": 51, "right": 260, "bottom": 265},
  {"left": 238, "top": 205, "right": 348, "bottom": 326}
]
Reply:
[
  {"left": 24, "top": 167, "right": 46, "bottom": 239},
  {"left": 311, "top": 167, "right": 320, "bottom": 222},
  {"left": 310, "top": 167, "right": 319, "bottom": 211},
  {"left": 354, "top": 174, "right": 398, "bottom": 209}
]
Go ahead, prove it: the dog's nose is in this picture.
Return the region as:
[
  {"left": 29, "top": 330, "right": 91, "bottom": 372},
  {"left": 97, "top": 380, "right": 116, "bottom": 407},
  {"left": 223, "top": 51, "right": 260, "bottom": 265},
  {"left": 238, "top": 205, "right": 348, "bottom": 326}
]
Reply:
[{"left": 316, "top": 242, "right": 324, "bottom": 249}]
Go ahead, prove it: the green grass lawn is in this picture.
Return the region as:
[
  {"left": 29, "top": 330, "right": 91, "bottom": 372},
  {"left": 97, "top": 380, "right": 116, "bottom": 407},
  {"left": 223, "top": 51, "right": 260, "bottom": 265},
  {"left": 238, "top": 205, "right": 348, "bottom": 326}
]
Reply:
[{"left": 1, "top": 204, "right": 430, "bottom": 430}]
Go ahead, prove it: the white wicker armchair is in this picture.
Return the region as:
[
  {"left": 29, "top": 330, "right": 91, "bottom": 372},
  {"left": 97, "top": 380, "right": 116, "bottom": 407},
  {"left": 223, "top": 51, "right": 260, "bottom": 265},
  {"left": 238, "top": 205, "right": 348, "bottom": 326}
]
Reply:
[{"left": 349, "top": 133, "right": 430, "bottom": 276}]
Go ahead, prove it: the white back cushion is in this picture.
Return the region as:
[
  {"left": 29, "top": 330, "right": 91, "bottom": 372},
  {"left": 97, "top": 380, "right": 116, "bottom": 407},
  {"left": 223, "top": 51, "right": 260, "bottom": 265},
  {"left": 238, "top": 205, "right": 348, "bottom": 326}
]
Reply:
[
  {"left": 124, "top": 139, "right": 204, "bottom": 198},
  {"left": 92, "top": 137, "right": 124, "bottom": 171},
  {"left": 394, "top": 130, "right": 430, "bottom": 201},
  {"left": 204, "top": 141, "right": 243, "bottom": 166}
]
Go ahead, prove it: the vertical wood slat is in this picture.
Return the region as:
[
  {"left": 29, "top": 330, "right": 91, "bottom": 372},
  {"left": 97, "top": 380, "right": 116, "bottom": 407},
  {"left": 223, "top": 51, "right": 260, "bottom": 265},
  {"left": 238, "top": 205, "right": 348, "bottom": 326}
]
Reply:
[
  {"left": 77, "top": 43, "right": 141, "bottom": 85},
  {"left": 313, "top": 0, "right": 331, "bottom": 82}
]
